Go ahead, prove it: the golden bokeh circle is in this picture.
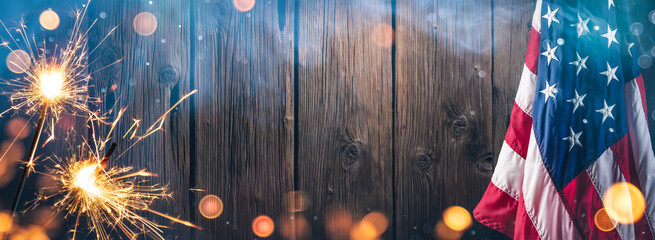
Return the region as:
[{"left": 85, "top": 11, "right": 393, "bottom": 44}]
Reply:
[
  {"left": 39, "top": 9, "right": 60, "bottom": 30},
  {"left": 594, "top": 208, "right": 617, "bottom": 232},
  {"left": 233, "top": 0, "right": 256, "bottom": 12},
  {"left": 603, "top": 182, "right": 646, "bottom": 224},
  {"left": 442, "top": 206, "right": 472, "bottom": 232},
  {"left": 252, "top": 215, "right": 274, "bottom": 238},
  {"left": 6, "top": 50, "right": 31, "bottom": 74},
  {"left": 198, "top": 194, "right": 223, "bottom": 219},
  {"left": 133, "top": 12, "right": 158, "bottom": 36}
]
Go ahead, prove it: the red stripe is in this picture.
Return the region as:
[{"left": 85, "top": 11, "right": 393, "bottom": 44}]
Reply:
[
  {"left": 525, "top": 27, "right": 541, "bottom": 75},
  {"left": 611, "top": 135, "right": 654, "bottom": 239},
  {"left": 505, "top": 102, "right": 532, "bottom": 159},
  {"left": 474, "top": 182, "right": 518, "bottom": 238},
  {"left": 559, "top": 171, "right": 620, "bottom": 239},
  {"left": 514, "top": 193, "right": 542, "bottom": 240},
  {"left": 635, "top": 75, "right": 649, "bottom": 126}
]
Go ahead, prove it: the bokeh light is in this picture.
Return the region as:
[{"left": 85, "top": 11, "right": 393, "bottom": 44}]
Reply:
[
  {"left": 6, "top": 50, "right": 31, "bottom": 74},
  {"left": 434, "top": 220, "right": 464, "bottom": 240},
  {"left": 324, "top": 206, "right": 352, "bottom": 240},
  {"left": 594, "top": 208, "right": 617, "bottom": 232},
  {"left": 603, "top": 182, "right": 646, "bottom": 224},
  {"left": 0, "top": 140, "right": 23, "bottom": 187},
  {"left": 630, "top": 22, "right": 644, "bottom": 36},
  {"left": 233, "top": 0, "right": 256, "bottom": 12},
  {"left": 350, "top": 211, "right": 388, "bottom": 240},
  {"left": 252, "top": 215, "right": 275, "bottom": 238},
  {"left": 372, "top": 23, "right": 394, "bottom": 48},
  {"left": 284, "top": 191, "right": 310, "bottom": 212},
  {"left": 279, "top": 213, "right": 310, "bottom": 240},
  {"left": 39, "top": 9, "right": 60, "bottom": 31},
  {"left": 199, "top": 194, "right": 223, "bottom": 219},
  {"left": 0, "top": 212, "right": 11, "bottom": 233},
  {"left": 56, "top": 114, "right": 74, "bottom": 130},
  {"left": 6, "top": 118, "right": 29, "bottom": 140},
  {"left": 442, "top": 206, "right": 472, "bottom": 232},
  {"left": 133, "top": 12, "right": 158, "bottom": 36},
  {"left": 9, "top": 225, "right": 49, "bottom": 240}
]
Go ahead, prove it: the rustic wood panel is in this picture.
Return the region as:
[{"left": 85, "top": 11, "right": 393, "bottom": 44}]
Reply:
[
  {"left": 491, "top": 0, "right": 535, "bottom": 159},
  {"left": 88, "top": 0, "right": 193, "bottom": 239},
  {"left": 394, "top": 0, "right": 503, "bottom": 239},
  {"left": 191, "top": 0, "right": 295, "bottom": 238},
  {"left": 296, "top": 0, "right": 394, "bottom": 238}
]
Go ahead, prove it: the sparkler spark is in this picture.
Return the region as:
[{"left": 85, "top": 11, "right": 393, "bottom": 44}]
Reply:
[
  {"left": 46, "top": 155, "right": 197, "bottom": 240},
  {"left": 31, "top": 90, "right": 198, "bottom": 240},
  {"left": 0, "top": 5, "right": 110, "bottom": 121}
]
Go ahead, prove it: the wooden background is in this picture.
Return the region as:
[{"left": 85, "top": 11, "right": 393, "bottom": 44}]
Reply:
[{"left": 0, "top": 0, "right": 654, "bottom": 239}]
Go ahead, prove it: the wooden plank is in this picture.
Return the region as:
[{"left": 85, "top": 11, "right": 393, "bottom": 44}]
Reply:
[
  {"left": 394, "top": 0, "right": 505, "bottom": 239},
  {"left": 491, "top": 0, "right": 535, "bottom": 159},
  {"left": 296, "top": 0, "right": 394, "bottom": 238},
  {"left": 87, "top": 0, "right": 193, "bottom": 238},
  {"left": 191, "top": 0, "right": 295, "bottom": 238}
]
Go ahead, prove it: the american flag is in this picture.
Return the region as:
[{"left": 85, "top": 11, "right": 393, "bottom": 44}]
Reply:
[{"left": 474, "top": 0, "right": 654, "bottom": 239}]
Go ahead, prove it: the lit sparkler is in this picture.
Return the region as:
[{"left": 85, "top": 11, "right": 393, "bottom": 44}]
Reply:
[
  {"left": 0, "top": 1, "right": 119, "bottom": 238},
  {"left": 31, "top": 90, "right": 198, "bottom": 240}
]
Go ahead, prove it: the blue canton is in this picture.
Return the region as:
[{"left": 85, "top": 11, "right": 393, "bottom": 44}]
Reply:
[{"left": 533, "top": 0, "right": 642, "bottom": 190}]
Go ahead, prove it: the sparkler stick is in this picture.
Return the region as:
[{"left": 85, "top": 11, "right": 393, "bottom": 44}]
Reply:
[{"left": 3, "top": 104, "right": 46, "bottom": 240}]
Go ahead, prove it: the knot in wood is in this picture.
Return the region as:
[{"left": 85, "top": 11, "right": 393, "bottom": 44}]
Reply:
[
  {"left": 159, "top": 65, "right": 179, "bottom": 87},
  {"left": 450, "top": 117, "right": 469, "bottom": 139},
  {"left": 416, "top": 153, "right": 433, "bottom": 172},
  {"left": 476, "top": 154, "right": 494, "bottom": 177},
  {"left": 340, "top": 141, "right": 363, "bottom": 170}
]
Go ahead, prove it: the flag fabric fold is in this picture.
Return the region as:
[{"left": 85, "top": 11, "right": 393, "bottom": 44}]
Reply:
[{"left": 474, "top": 0, "right": 655, "bottom": 239}]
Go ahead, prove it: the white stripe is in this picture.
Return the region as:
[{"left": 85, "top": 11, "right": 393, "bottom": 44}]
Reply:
[
  {"left": 625, "top": 78, "right": 655, "bottom": 234},
  {"left": 586, "top": 148, "right": 633, "bottom": 240},
  {"left": 523, "top": 128, "right": 581, "bottom": 240},
  {"left": 491, "top": 142, "right": 525, "bottom": 200},
  {"left": 515, "top": 64, "right": 537, "bottom": 116},
  {"left": 532, "top": 0, "right": 542, "bottom": 33}
]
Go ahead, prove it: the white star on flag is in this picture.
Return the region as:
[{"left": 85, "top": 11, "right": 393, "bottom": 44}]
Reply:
[
  {"left": 601, "top": 25, "right": 619, "bottom": 48},
  {"left": 567, "top": 90, "right": 586, "bottom": 113},
  {"left": 541, "top": 42, "right": 559, "bottom": 66},
  {"left": 596, "top": 100, "right": 615, "bottom": 123},
  {"left": 562, "top": 127, "right": 583, "bottom": 152},
  {"left": 628, "top": 42, "right": 635, "bottom": 57},
  {"left": 571, "top": 14, "right": 590, "bottom": 37},
  {"left": 608, "top": 0, "right": 615, "bottom": 9},
  {"left": 542, "top": 5, "right": 559, "bottom": 28},
  {"left": 600, "top": 62, "right": 619, "bottom": 85},
  {"left": 540, "top": 81, "right": 558, "bottom": 103},
  {"left": 569, "top": 52, "right": 588, "bottom": 75}
]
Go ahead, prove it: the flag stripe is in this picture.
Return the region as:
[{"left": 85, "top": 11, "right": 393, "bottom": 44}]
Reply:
[
  {"left": 505, "top": 103, "right": 532, "bottom": 159},
  {"left": 525, "top": 27, "right": 541, "bottom": 75},
  {"left": 608, "top": 135, "right": 653, "bottom": 239},
  {"left": 473, "top": 182, "right": 519, "bottom": 237},
  {"left": 523, "top": 128, "right": 582, "bottom": 239},
  {"left": 625, "top": 77, "right": 655, "bottom": 235},
  {"left": 561, "top": 167, "right": 622, "bottom": 239},
  {"left": 515, "top": 194, "right": 543, "bottom": 240}
]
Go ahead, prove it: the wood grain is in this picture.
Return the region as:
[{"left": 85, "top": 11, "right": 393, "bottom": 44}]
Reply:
[
  {"left": 491, "top": 0, "right": 535, "bottom": 159},
  {"left": 393, "top": 0, "right": 504, "bottom": 239},
  {"left": 191, "top": 0, "right": 295, "bottom": 238},
  {"left": 87, "top": 0, "right": 193, "bottom": 238},
  {"left": 296, "top": 0, "right": 394, "bottom": 238}
]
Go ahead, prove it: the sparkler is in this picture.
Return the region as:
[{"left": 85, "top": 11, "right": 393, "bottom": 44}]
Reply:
[
  {"left": 0, "top": 1, "right": 119, "bottom": 238},
  {"left": 30, "top": 90, "right": 198, "bottom": 240}
]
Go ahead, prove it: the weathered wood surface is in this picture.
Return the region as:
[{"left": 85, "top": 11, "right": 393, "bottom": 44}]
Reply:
[
  {"left": 296, "top": 0, "right": 394, "bottom": 239},
  {"left": 2, "top": 0, "right": 655, "bottom": 239},
  {"left": 88, "top": 0, "right": 193, "bottom": 239},
  {"left": 191, "top": 0, "right": 295, "bottom": 238},
  {"left": 393, "top": 0, "right": 508, "bottom": 239}
]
